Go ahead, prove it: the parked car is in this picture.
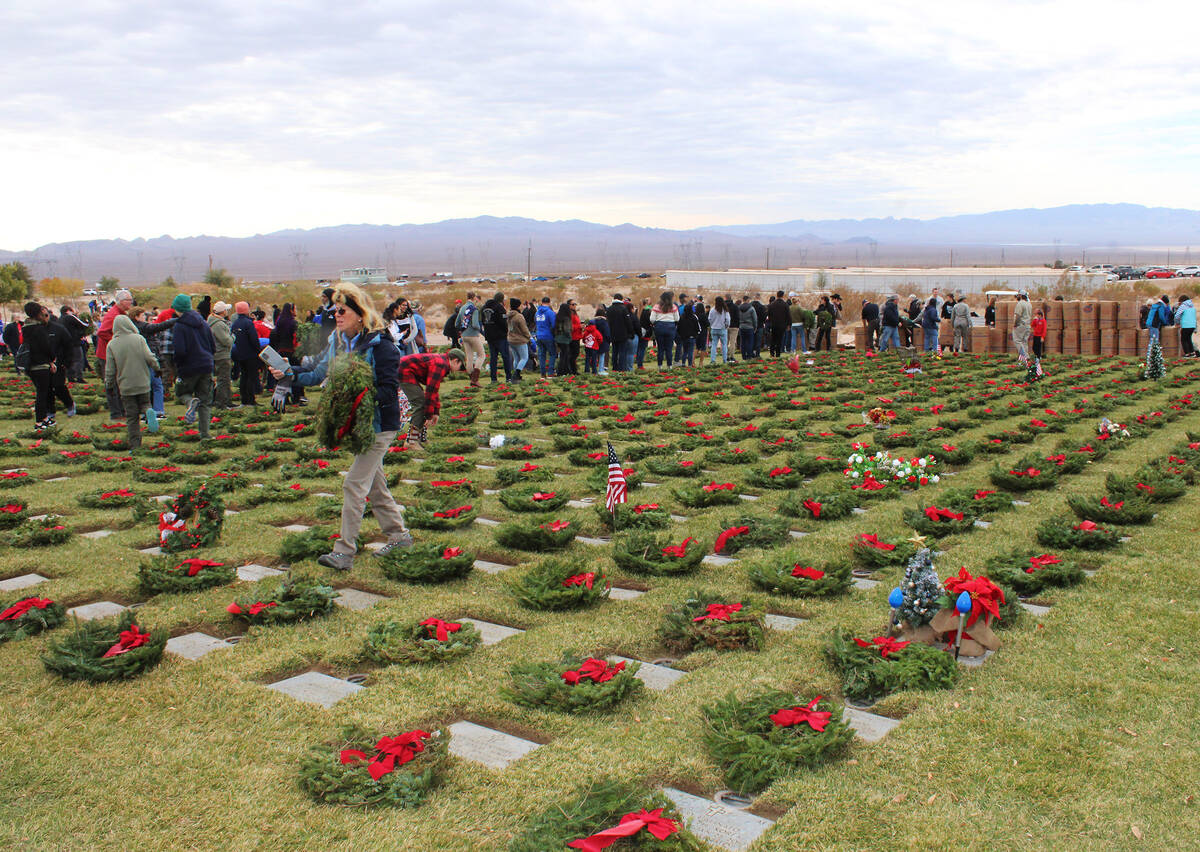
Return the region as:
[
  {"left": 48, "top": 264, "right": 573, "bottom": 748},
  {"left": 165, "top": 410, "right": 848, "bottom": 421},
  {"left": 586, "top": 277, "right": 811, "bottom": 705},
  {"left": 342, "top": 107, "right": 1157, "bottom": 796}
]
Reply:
[
  {"left": 636, "top": 272, "right": 652, "bottom": 278},
  {"left": 1112, "top": 266, "right": 1136, "bottom": 280},
  {"left": 1146, "top": 267, "right": 1175, "bottom": 279},
  {"left": 1174, "top": 266, "right": 1200, "bottom": 277}
]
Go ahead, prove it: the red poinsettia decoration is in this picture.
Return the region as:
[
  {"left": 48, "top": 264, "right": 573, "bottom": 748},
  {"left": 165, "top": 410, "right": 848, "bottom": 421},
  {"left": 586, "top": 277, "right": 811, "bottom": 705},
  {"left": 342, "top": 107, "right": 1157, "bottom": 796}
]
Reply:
[
  {"left": 943, "top": 567, "right": 1005, "bottom": 627},
  {"left": 852, "top": 635, "right": 910, "bottom": 658}
]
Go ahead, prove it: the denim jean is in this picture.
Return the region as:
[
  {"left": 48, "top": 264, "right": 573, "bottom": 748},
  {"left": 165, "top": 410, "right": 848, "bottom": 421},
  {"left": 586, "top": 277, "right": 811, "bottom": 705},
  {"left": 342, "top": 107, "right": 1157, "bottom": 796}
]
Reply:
[
  {"left": 537, "top": 339, "right": 556, "bottom": 375},
  {"left": 636, "top": 336, "right": 649, "bottom": 367},
  {"left": 923, "top": 328, "right": 939, "bottom": 352},
  {"left": 740, "top": 329, "right": 756, "bottom": 360},
  {"left": 653, "top": 322, "right": 676, "bottom": 367},
  {"left": 510, "top": 343, "right": 529, "bottom": 372},
  {"left": 487, "top": 337, "right": 512, "bottom": 382},
  {"left": 597, "top": 351, "right": 607, "bottom": 374},
  {"left": 678, "top": 337, "right": 695, "bottom": 366},
  {"left": 150, "top": 373, "right": 165, "bottom": 415},
  {"left": 789, "top": 324, "right": 806, "bottom": 352},
  {"left": 611, "top": 341, "right": 627, "bottom": 372},
  {"left": 879, "top": 326, "right": 899, "bottom": 351},
  {"left": 709, "top": 328, "right": 730, "bottom": 362}
]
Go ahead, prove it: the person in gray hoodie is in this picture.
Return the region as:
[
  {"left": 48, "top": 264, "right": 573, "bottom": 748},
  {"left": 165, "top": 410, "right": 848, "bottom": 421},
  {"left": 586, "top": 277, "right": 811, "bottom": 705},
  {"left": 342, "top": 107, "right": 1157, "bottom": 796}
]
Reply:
[
  {"left": 105, "top": 314, "right": 160, "bottom": 448},
  {"left": 208, "top": 301, "right": 235, "bottom": 409}
]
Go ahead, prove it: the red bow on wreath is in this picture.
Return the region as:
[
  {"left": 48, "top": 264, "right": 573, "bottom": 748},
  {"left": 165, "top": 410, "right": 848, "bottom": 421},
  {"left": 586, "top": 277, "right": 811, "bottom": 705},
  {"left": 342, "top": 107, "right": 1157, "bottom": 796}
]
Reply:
[
  {"left": 632, "top": 503, "right": 659, "bottom": 514},
  {"left": 769, "top": 695, "right": 832, "bottom": 731},
  {"left": 174, "top": 558, "right": 224, "bottom": 576},
  {"left": 433, "top": 505, "right": 472, "bottom": 518},
  {"left": 853, "top": 635, "right": 910, "bottom": 658},
  {"left": 430, "top": 479, "right": 469, "bottom": 487},
  {"left": 769, "top": 467, "right": 793, "bottom": 477},
  {"left": 227, "top": 601, "right": 277, "bottom": 616},
  {"left": 339, "top": 730, "right": 432, "bottom": 781},
  {"left": 100, "top": 489, "right": 135, "bottom": 499},
  {"left": 561, "top": 657, "right": 625, "bottom": 685},
  {"left": 857, "top": 534, "right": 895, "bottom": 551},
  {"left": 1026, "top": 553, "right": 1061, "bottom": 573},
  {"left": 0, "top": 597, "right": 51, "bottom": 620},
  {"left": 531, "top": 492, "right": 557, "bottom": 501},
  {"left": 419, "top": 617, "right": 461, "bottom": 642},
  {"left": 702, "top": 482, "right": 734, "bottom": 492},
  {"left": 567, "top": 808, "right": 680, "bottom": 852},
  {"left": 973, "top": 490, "right": 995, "bottom": 500},
  {"left": 803, "top": 499, "right": 822, "bottom": 518},
  {"left": 924, "top": 506, "right": 963, "bottom": 522},
  {"left": 441, "top": 547, "right": 463, "bottom": 559},
  {"left": 563, "top": 572, "right": 595, "bottom": 589},
  {"left": 101, "top": 625, "right": 152, "bottom": 658},
  {"left": 660, "top": 537, "right": 695, "bottom": 558},
  {"left": 693, "top": 603, "right": 742, "bottom": 622},
  {"left": 1100, "top": 497, "right": 1124, "bottom": 510},
  {"left": 791, "top": 565, "right": 824, "bottom": 580},
  {"left": 713, "top": 526, "right": 749, "bottom": 553}
]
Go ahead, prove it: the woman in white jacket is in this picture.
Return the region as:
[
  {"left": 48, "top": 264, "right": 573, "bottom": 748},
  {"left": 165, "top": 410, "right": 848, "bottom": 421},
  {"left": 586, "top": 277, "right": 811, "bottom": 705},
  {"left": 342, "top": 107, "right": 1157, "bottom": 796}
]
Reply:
[
  {"left": 649, "top": 292, "right": 679, "bottom": 368},
  {"left": 707, "top": 296, "right": 732, "bottom": 364}
]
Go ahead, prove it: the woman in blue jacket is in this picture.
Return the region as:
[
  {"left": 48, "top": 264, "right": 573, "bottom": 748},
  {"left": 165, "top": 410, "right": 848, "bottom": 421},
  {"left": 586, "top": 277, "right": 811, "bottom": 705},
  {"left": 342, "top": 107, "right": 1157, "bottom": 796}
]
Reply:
[
  {"left": 1175, "top": 295, "right": 1197, "bottom": 357},
  {"left": 921, "top": 297, "right": 941, "bottom": 353},
  {"left": 268, "top": 283, "right": 409, "bottom": 572}
]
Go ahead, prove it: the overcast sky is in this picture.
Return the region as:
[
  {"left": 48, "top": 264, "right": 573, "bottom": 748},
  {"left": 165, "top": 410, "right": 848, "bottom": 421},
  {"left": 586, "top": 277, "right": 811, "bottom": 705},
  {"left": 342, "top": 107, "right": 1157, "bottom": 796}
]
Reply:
[{"left": 3, "top": 0, "right": 1198, "bottom": 249}]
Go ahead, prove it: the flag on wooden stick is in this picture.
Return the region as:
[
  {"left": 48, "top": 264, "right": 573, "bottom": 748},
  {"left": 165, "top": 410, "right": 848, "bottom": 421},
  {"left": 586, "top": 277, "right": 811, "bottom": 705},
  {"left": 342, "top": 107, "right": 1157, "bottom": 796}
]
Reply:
[{"left": 605, "top": 442, "right": 628, "bottom": 514}]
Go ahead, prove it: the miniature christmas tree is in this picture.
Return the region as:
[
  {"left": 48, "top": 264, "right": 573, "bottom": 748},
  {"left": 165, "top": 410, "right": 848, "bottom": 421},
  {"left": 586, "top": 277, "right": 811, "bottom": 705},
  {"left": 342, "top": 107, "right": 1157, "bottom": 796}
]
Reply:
[
  {"left": 1026, "top": 359, "right": 1043, "bottom": 383},
  {"left": 898, "top": 548, "right": 941, "bottom": 627},
  {"left": 1144, "top": 338, "right": 1165, "bottom": 380}
]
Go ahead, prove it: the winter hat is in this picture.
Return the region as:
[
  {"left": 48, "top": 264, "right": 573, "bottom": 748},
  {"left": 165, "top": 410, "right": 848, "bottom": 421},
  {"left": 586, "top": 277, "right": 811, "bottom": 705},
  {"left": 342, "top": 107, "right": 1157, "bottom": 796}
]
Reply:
[
  {"left": 234, "top": 301, "right": 250, "bottom": 315},
  {"left": 171, "top": 293, "right": 192, "bottom": 313},
  {"left": 446, "top": 348, "right": 467, "bottom": 365},
  {"left": 212, "top": 301, "right": 231, "bottom": 315}
]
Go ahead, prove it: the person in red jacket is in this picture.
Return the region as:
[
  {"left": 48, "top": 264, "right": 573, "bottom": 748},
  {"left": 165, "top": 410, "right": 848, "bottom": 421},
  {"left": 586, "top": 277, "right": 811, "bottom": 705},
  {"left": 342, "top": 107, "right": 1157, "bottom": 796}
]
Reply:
[
  {"left": 1031, "top": 309, "right": 1047, "bottom": 360},
  {"left": 397, "top": 348, "right": 466, "bottom": 447}
]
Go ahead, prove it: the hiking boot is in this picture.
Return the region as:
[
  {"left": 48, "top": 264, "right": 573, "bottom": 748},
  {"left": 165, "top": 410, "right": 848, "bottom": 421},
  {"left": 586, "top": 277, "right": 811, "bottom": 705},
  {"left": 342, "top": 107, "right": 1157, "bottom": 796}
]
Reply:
[
  {"left": 184, "top": 397, "right": 200, "bottom": 423},
  {"left": 468, "top": 368, "right": 480, "bottom": 388},
  {"left": 145, "top": 408, "right": 158, "bottom": 433},
  {"left": 372, "top": 533, "right": 414, "bottom": 558},
  {"left": 317, "top": 551, "right": 355, "bottom": 571}
]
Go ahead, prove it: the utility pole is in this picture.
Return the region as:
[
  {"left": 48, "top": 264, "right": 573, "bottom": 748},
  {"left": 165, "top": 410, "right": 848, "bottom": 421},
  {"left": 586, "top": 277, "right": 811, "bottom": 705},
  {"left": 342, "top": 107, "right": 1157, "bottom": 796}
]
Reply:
[
  {"left": 764, "top": 248, "right": 770, "bottom": 270},
  {"left": 526, "top": 239, "right": 532, "bottom": 282}
]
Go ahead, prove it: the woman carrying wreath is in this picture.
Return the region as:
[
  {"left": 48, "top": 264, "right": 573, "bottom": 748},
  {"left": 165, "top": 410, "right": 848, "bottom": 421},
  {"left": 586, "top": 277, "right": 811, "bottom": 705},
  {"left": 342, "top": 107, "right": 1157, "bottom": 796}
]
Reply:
[{"left": 268, "top": 283, "right": 412, "bottom": 571}]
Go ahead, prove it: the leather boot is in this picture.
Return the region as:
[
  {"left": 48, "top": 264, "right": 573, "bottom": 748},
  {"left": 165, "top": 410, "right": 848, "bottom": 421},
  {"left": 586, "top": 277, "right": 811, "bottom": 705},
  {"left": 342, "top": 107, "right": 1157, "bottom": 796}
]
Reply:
[
  {"left": 513, "top": 369, "right": 522, "bottom": 382},
  {"left": 469, "top": 367, "right": 480, "bottom": 387}
]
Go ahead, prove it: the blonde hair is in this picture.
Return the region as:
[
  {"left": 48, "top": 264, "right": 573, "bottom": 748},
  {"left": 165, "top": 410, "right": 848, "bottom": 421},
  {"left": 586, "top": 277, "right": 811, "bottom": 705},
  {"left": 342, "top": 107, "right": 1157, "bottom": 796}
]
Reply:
[{"left": 332, "top": 283, "right": 384, "bottom": 332}]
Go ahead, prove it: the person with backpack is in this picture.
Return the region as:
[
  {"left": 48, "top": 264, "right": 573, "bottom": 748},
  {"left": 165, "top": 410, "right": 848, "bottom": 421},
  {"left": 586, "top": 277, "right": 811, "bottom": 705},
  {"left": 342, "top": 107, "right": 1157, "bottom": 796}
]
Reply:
[
  {"left": 268, "top": 283, "right": 411, "bottom": 572},
  {"left": 456, "top": 291, "right": 485, "bottom": 387},
  {"left": 533, "top": 296, "right": 557, "bottom": 376},
  {"left": 96, "top": 289, "right": 134, "bottom": 419},
  {"left": 127, "top": 305, "right": 176, "bottom": 417},
  {"left": 443, "top": 299, "right": 463, "bottom": 351},
  {"left": 104, "top": 314, "right": 160, "bottom": 448},
  {"left": 482, "top": 291, "right": 511, "bottom": 383}
]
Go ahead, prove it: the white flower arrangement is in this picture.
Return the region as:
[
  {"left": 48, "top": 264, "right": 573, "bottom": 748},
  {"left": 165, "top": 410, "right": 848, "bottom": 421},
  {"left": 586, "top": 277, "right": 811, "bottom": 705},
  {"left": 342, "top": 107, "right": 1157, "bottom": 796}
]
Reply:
[{"left": 489, "top": 434, "right": 507, "bottom": 449}]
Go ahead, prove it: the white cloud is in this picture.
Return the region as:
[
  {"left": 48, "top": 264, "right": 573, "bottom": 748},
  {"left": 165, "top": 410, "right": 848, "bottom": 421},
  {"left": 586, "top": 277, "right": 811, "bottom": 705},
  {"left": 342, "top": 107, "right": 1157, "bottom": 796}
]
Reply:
[{"left": 1, "top": 0, "right": 1198, "bottom": 248}]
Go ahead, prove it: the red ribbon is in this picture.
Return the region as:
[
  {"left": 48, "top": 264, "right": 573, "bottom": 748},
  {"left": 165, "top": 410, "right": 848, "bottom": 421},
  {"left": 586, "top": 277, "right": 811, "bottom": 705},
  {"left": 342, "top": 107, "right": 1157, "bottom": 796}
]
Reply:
[
  {"left": 420, "top": 618, "right": 461, "bottom": 642},
  {"left": 542, "top": 520, "right": 571, "bottom": 532},
  {"left": 853, "top": 636, "right": 910, "bottom": 658},
  {"left": 791, "top": 565, "right": 825, "bottom": 580},
  {"left": 101, "top": 489, "right": 136, "bottom": 499},
  {"left": 441, "top": 547, "right": 463, "bottom": 559},
  {"left": 340, "top": 730, "right": 432, "bottom": 781},
  {"left": 566, "top": 808, "right": 680, "bottom": 852},
  {"left": 430, "top": 479, "right": 469, "bottom": 487},
  {"left": 561, "top": 657, "right": 625, "bottom": 685},
  {"left": 769, "top": 466, "right": 793, "bottom": 477},
  {"left": 0, "top": 597, "right": 52, "bottom": 620},
  {"left": 335, "top": 387, "right": 370, "bottom": 440},
  {"left": 941, "top": 443, "right": 958, "bottom": 451},
  {"left": 661, "top": 537, "right": 695, "bottom": 558},
  {"left": 519, "top": 462, "right": 539, "bottom": 472},
  {"left": 1135, "top": 482, "right": 1154, "bottom": 493},
  {"left": 769, "top": 695, "right": 833, "bottom": 731},
  {"left": 1074, "top": 520, "right": 1100, "bottom": 531},
  {"left": 0, "top": 503, "right": 22, "bottom": 513},
  {"left": 1100, "top": 497, "right": 1124, "bottom": 510},
  {"left": 1008, "top": 467, "right": 1042, "bottom": 477},
  {"left": 702, "top": 482, "right": 734, "bottom": 492},
  {"left": 531, "top": 492, "right": 557, "bottom": 501},
  {"left": 101, "top": 625, "right": 152, "bottom": 658},
  {"left": 174, "top": 558, "right": 224, "bottom": 576},
  {"left": 713, "top": 525, "right": 749, "bottom": 553},
  {"left": 563, "top": 572, "right": 595, "bottom": 589},
  {"left": 1026, "top": 553, "right": 1062, "bottom": 573},
  {"left": 973, "top": 490, "right": 995, "bottom": 500},
  {"left": 433, "top": 505, "right": 473, "bottom": 518},
  {"left": 924, "top": 506, "right": 964, "bottom": 522},
  {"left": 632, "top": 503, "right": 659, "bottom": 513},
  {"left": 802, "top": 498, "right": 822, "bottom": 518},
  {"left": 943, "top": 567, "right": 1005, "bottom": 627},
  {"left": 857, "top": 533, "right": 895, "bottom": 551},
  {"left": 227, "top": 601, "right": 277, "bottom": 616},
  {"left": 693, "top": 602, "right": 742, "bottom": 622}
]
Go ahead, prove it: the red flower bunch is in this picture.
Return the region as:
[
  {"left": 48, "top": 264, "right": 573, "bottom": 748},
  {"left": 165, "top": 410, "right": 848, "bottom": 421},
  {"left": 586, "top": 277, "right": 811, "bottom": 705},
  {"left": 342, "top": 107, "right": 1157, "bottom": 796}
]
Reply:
[
  {"left": 852, "top": 636, "right": 910, "bottom": 658},
  {"left": 943, "top": 567, "right": 1005, "bottom": 627}
]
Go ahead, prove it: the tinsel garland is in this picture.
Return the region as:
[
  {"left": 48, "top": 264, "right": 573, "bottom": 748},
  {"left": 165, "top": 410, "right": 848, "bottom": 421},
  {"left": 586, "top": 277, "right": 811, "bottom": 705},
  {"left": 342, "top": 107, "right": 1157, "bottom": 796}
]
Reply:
[
  {"left": 494, "top": 518, "right": 578, "bottom": 552},
  {"left": 298, "top": 724, "right": 449, "bottom": 808},
  {"left": 137, "top": 555, "right": 236, "bottom": 595},
  {"left": 510, "top": 559, "right": 609, "bottom": 610},
  {"left": 824, "top": 630, "right": 958, "bottom": 703},
  {"left": 1066, "top": 494, "right": 1156, "bottom": 525},
  {"left": 378, "top": 542, "right": 475, "bottom": 583},
  {"left": 670, "top": 481, "right": 742, "bottom": 509},
  {"left": 363, "top": 618, "right": 481, "bottom": 664},
  {"left": 4, "top": 516, "right": 71, "bottom": 548},
  {"left": 501, "top": 653, "right": 643, "bottom": 713},
  {"left": 595, "top": 502, "right": 671, "bottom": 532},
  {"left": 612, "top": 530, "right": 705, "bottom": 576},
  {"left": 0, "top": 596, "right": 65, "bottom": 642},
  {"left": 659, "top": 591, "right": 765, "bottom": 653},
  {"left": 41, "top": 611, "right": 167, "bottom": 683},
  {"left": 498, "top": 486, "right": 571, "bottom": 513},
  {"left": 226, "top": 576, "right": 338, "bottom": 624},
  {"left": 982, "top": 549, "right": 1087, "bottom": 596},
  {"left": 160, "top": 479, "right": 225, "bottom": 553},
  {"left": 1035, "top": 516, "right": 1123, "bottom": 550},
  {"left": 315, "top": 353, "right": 378, "bottom": 456},
  {"left": 509, "top": 778, "right": 705, "bottom": 852},
  {"left": 744, "top": 555, "right": 852, "bottom": 597},
  {"left": 700, "top": 689, "right": 854, "bottom": 794}
]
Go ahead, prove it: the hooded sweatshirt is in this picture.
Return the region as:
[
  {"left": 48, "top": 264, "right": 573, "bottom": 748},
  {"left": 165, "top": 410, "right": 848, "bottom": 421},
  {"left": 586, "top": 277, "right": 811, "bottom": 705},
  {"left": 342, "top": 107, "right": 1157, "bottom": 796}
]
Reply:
[
  {"left": 105, "top": 315, "right": 159, "bottom": 396},
  {"left": 173, "top": 310, "right": 216, "bottom": 377}
]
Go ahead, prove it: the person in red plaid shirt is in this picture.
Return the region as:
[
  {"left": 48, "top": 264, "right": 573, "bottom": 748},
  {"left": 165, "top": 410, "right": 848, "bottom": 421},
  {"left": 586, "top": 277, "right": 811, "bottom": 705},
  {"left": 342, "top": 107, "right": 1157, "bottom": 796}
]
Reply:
[{"left": 399, "top": 347, "right": 466, "bottom": 447}]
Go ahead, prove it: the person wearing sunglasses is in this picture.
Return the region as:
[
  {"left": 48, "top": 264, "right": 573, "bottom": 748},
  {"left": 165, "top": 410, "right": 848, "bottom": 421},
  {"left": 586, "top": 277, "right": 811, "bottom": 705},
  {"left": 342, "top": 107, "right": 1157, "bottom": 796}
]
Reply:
[{"left": 268, "top": 283, "right": 410, "bottom": 571}]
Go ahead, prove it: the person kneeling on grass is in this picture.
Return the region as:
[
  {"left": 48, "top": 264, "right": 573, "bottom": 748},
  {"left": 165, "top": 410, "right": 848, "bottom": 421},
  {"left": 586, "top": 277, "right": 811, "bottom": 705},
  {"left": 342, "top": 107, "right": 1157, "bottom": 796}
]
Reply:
[
  {"left": 268, "top": 283, "right": 412, "bottom": 571},
  {"left": 398, "top": 348, "right": 466, "bottom": 448},
  {"left": 105, "top": 315, "right": 160, "bottom": 448}
]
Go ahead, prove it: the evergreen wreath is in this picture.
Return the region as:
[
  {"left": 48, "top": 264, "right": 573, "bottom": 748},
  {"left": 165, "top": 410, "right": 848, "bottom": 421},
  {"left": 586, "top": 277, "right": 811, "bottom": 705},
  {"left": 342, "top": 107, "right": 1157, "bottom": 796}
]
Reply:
[
  {"left": 916, "top": 441, "right": 976, "bottom": 466},
  {"left": 494, "top": 517, "right": 578, "bottom": 551},
  {"left": 701, "top": 445, "right": 759, "bottom": 466},
  {"left": 511, "top": 559, "right": 610, "bottom": 610},
  {"left": 660, "top": 591, "right": 765, "bottom": 653},
  {"left": 5, "top": 516, "right": 71, "bottom": 548},
  {"left": 363, "top": 617, "right": 482, "bottom": 664},
  {"left": 902, "top": 504, "right": 977, "bottom": 538},
  {"left": 493, "top": 439, "right": 547, "bottom": 460},
  {"left": 137, "top": 555, "right": 236, "bottom": 595},
  {"left": 586, "top": 464, "right": 642, "bottom": 492},
  {"left": 711, "top": 513, "right": 790, "bottom": 555},
  {"left": 58, "top": 430, "right": 93, "bottom": 445},
  {"left": 701, "top": 689, "right": 854, "bottom": 795},
  {"left": 426, "top": 437, "right": 479, "bottom": 456},
  {"left": 253, "top": 436, "right": 299, "bottom": 453},
  {"left": 41, "top": 611, "right": 167, "bottom": 683},
  {"left": 315, "top": 353, "right": 378, "bottom": 456},
  {"left": 552, "top": 433, "right": 601, "bottom": 452},
  {"left": 279, "top": 459, "right": 340, "bottom": 480},
  {"left": 0, "top": 499, "right": 28, "bottom": 528},
  {"left": 612, "top": 530, "right": 705, "bottom": 576},
  {"left": 0, "top": 470, "right": 35, "bottom": 489},
  {"left": 0, "top": 596, "right": 66, "bottom": 642},
  {"left": 595, "top": 501, "right": 671, "bottom": 532},
  {"left": 414, "top": 478, "right": 480, "bottom": 502},
  {"left": 298, "top": 724, "right": 449, "bottom": 808},
  {"left": 169, "top": 447, "right": 220, "bottom": 465},
  {"left": 494, "top": 463, "right": 554, "bottom": 488},
  {"left": 160, "top": 479, "right": 225, "bottom": 553},
  {"left": 280, "top": 525, "right": 360, "bottom": 563},
  {"left": 779, "top": 491, "right": 854, "bottom": 522},
  {"left": 379, "top": 542, "right": 475, "bottom": 583},
  {"left": 988, "top": 458, "right": 1059, "bottom": 492},
  {"left": 824, "top": 629, "right": 959, "bottom": 704},
  {"left": 851, "top": 533, "right": 918, "bottom": 570},
  {"left": 622, "top": 442, "right": 675, "bottom": 462},
  {"left": 498, "top": 486, "right": 570, "bottom": 513},
  {"left": 133, "top": 464, "right": 184, "bottom": 484},
  {"left": 91, "top": 434, "right": 132, "bottom": 451},
  {"left": 404, "top": 502, "right": 479, "bottom": 530},
  {"left": 745, "top": 464, "right": 805, "bottom": 490},
  {"left": 241, "top": 482, "right": 309, "bottom": 507},
  {"left": 1035, "top": 516, "right": 1122, "bottom": 550},
  {"left": 53, "top": 449, "right": 95, "bottom": 465},
  {"left": 294, "top": 443, "right": 351, "bottom": 461},
  {"left": 1106, "top": 471, "right": 1185, "bottom": 503},
  {"left": 982, "top": 549, "right": 1087, "bottom": 596},
  {"left": 1066, "top": 494, "right": 1156, "bottom": 525},
  {"left": 502, "top": 653, "right": 644, "bottom": 713},
  {"left": 642, "top": 456, "right": 701, "bottom": 478},
  {"left": 226, "top": 576, "right": 338, "bottom": 624},
  {"left": 509, "top": 778, "right": 705, "bottom": 852},
  {"left": 671, "top": 481, "right": 742, "bottom": 509},
  {"left": 418, "top": 454, "right": 475, "bottom": 474},
  {"left": 783, "top": 453, "right": 842, "bottom": 476},
  {"left": 744, "top": 554, "right": 852, "bottom": 597},
  {"left": 940, "top": 487, "right": 1014, "bottom": 516},
  {"left": 568, "top": 448, "right": 611, "bottom": 467}
]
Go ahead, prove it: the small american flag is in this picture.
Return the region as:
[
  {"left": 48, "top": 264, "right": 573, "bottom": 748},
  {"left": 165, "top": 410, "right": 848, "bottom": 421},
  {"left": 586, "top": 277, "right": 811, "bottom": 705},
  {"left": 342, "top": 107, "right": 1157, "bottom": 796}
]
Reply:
[{"left": 605, "top": 442, "right": 627, "bottom": 513}]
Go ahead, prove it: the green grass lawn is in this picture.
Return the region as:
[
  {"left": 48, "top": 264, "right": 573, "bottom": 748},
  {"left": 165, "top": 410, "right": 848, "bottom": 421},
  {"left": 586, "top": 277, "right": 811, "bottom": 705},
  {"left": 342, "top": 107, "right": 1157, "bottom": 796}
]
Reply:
[{"left": 1, "top": 351, "right": 1198, "bottom": 851}]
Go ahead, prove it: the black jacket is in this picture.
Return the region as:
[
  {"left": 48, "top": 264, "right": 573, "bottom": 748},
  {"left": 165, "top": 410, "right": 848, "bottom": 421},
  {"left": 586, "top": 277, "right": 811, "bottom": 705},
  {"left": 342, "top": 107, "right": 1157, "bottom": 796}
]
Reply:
[
  {"left": 46, "top": 317, "right": 76, "bottom": 366},
  {"left": 766, "top": 299, "right": 790, "bottom": 330},
  {"left": 677, "top": 303, "right": 700, "bottom": 338},
  {"left": 607, "top": 302, "right": 635, "bottom": 343},
  {"left": 882, "top": 302, "right": 900, "bottom": 327},
  {"left": 23, "top": 319, "right": 54, "bottom": 368},
  {"left": 907, "top": 299, "right": 922, "bottom": 320},
  {"left": 638, "top": 307, "right": 653, "bottom": 338},
  {"left": 230, "top": 314, "right": 259, "bottom": 363},
  {"left": 752, "top": 300, "right": 767, "bottom": 328},
  {"left": 861, "top": 302, "right": 880, "bottom": 323},
  {"left": 481, "top": 298, "right": 508, "bottom": 340}
]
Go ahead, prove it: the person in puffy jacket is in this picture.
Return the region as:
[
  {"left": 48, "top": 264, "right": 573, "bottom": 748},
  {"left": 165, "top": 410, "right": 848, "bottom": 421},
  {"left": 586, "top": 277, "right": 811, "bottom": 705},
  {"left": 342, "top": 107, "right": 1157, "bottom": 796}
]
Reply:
[
  {"left": 506, "top": 297, "right": 532, "bottom": 381},
  {"left": 171, "top": 293, "right": 216, "bottom": 434},
  {"left": 1175, "top": 294, "right": 1197, "bottom": 357},
  {"left": 230, "top": 301, "right": 260, "bottom": 407},
  {"left": 921, "top": 297, "right": 941, "bottom": 353},
  {"left": 127, "top": 305, "right": 176, "bottom": 416},
  {"left": 533, "top": 296, "right": 558, "bottom": 376},
  {"left": 879, "top": 295, "right": 901, "bottom": 352},
  {"left": 268, "top": 283, "right": 409, "bottom": 572}
]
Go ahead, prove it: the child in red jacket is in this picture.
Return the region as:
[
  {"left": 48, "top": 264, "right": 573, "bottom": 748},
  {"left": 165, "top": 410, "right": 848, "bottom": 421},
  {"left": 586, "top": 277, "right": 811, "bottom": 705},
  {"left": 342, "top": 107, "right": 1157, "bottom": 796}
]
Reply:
[{"left": 1031, "top": 310, "right": 1047, "bottom": 360}]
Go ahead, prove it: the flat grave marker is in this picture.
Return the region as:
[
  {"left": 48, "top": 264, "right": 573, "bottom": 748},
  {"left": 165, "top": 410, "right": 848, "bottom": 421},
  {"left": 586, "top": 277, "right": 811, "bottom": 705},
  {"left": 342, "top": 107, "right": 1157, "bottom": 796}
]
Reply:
[
  {"left": 1020, "top": 601, "right": 1051, "bottom": 617},
  {"left": 447, "top": 720, "right": 541, "bottom": 770},
  {"left": 608, "top": 656, "right": 684, "bottom": 691},
  {"left": 459, "top": 617, "right": 524, "bottom": 645},
  {"left": 608, "top": 587, "right": 645, "bottom": 601},
  {"left": 166, "top": 632, "right": 233, "bottom": 660},
  {"left": 80, "top": 529, "right": 116, "bottom": 540},
  {"left": 66, "top": 601, "right": 127, "bottom": 621},
  {"left": 852, "top": 577, "right": 879, "bottom": 591},
  {"left": 280, "top": 524, "right": 311, "bottom": 534},
  {"left": 661, "top": 787, "right": 774, "bottom": 852},
  {"left": 764, "top": 613, "right": 805, "bottom": 631},
  {"left": 0, "top": 573, "right": 49, "bottom": 592},
  {"left": 843, "top": 706, "right": 901, "bottom": 742},
  {"left": 267, "top": 671, "right": 362, "bottom": 708},
  {"left": 333, "top": 588, "right": 387, "bottom": 611},
  {"left": 702, "top": 554, "right": 736, "bottom": 566},
  {"left": 473, "top": 517, "right": 501, "bottom": 527},
  {"left": 237, "top": 563, "right": 285, "bottom": 582},
  {"left": 473, "top": 559, "right": 514, "bottom": 574}
]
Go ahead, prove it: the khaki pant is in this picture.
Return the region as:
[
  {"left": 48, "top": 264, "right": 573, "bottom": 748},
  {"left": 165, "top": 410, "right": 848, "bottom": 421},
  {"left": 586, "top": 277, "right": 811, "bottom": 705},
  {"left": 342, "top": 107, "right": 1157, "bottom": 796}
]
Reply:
[
  {"left": 213, "top": 358, "right": 232, "bottom": 408},
  {"left": 461, "top": 335, "right": 486, "bottom": 371},
  {"left": 121, "top": 392, "right": 151, "bottom": 448},
  {"left": 333, "top": 431, "right": 408, "bottom": 555}
]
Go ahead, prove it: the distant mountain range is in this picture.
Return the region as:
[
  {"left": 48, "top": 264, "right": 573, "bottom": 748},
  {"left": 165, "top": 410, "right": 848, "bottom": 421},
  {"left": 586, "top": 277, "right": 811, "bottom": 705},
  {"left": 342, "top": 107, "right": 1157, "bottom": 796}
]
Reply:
[{"left": 4, "top": 204, "right": 1198, "bottom": 285}]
